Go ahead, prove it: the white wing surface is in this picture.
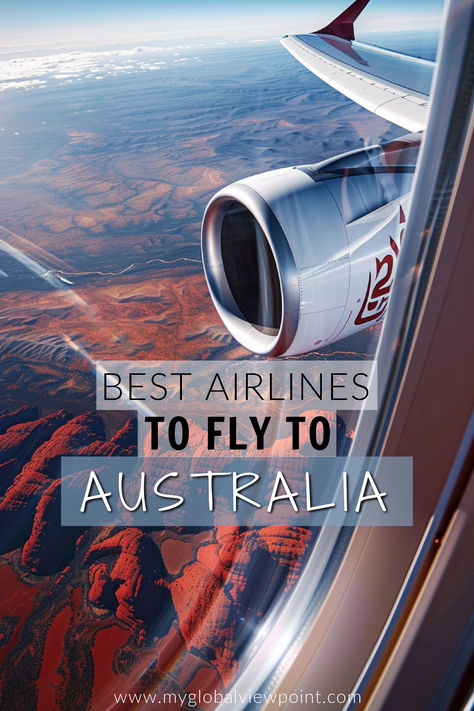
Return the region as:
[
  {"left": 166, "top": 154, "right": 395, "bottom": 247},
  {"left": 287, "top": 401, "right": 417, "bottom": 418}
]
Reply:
[{"left": 281, "top": 0, "right": 435, "bottom": 131}]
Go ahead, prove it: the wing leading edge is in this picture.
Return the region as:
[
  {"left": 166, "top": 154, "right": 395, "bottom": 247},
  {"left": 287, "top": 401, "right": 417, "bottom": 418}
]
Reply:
[{"left": 281, "top": 0, "right": 435, "bottom": 131}]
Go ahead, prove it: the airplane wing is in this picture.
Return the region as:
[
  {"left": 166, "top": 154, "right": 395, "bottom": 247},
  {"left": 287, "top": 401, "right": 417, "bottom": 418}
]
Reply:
[{"left": 281, "top": 0, "right": 435, "bottom": 132}]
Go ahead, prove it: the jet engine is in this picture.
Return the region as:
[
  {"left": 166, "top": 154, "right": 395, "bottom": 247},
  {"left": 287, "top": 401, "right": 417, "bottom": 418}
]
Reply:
[{"left": 201, "top": 134, "right": 420, "bottom": 356}]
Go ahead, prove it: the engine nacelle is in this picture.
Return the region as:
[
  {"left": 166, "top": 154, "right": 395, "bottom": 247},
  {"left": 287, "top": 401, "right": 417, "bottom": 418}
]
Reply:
[{"left": 201, "top": 135, "right": 420, "bottom": 356}]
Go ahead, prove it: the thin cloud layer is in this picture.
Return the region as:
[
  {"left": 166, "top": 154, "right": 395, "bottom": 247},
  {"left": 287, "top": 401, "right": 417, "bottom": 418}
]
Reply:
[{"left": 0, "top": 44, "right": 209, "bottom": 92}]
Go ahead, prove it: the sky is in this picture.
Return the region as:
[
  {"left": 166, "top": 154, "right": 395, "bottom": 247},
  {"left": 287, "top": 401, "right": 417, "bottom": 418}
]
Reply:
[{"left": 0, "top": 0, "right": 445, "bottom": 48}]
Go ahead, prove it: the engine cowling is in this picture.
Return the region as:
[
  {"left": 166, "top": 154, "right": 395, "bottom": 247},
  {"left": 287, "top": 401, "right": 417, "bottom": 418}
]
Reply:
[{"left": 201, "top": 135, "right": 420, "bottom": 356}]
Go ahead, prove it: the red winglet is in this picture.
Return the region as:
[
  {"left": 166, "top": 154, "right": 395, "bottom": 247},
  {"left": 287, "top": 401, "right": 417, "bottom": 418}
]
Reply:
[{"left": 313, "top": 0, "right": 370, "bottom": 41}]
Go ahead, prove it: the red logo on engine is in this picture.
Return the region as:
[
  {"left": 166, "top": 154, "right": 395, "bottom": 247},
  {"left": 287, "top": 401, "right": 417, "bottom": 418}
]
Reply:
[{"left": 354, "top": 206, "right": 405, "bottom": 326}]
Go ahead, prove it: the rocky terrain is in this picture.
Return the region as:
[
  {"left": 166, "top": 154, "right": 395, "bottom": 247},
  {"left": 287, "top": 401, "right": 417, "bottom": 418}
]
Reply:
[{"left": 0, "top": 405, "right": 315, "bottom": 709}]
